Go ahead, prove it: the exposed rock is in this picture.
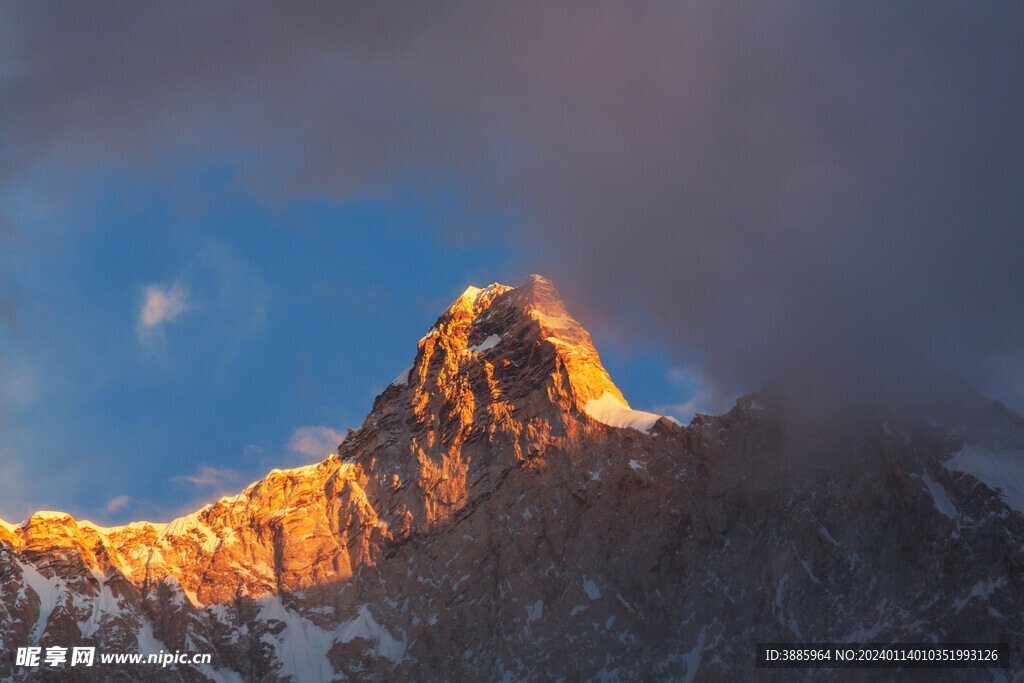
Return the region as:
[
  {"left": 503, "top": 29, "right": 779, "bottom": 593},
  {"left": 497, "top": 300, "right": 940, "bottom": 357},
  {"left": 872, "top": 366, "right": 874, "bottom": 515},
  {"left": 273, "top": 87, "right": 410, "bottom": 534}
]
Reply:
[{"left": 1, "top": 274, "right": 1022, "bottom": 681}]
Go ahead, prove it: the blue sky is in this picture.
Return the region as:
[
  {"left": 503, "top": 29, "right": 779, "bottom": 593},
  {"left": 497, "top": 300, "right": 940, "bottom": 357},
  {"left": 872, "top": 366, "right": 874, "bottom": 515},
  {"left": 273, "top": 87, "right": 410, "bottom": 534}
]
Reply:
[{"left": 0, "top": 161, "right": 699, "bottom": 525}]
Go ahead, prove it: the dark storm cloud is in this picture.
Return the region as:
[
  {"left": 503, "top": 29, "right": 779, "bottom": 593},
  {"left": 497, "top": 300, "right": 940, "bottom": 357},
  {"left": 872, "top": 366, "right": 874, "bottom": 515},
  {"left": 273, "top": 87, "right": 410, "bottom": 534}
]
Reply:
[{"left": 3, "top": 1, "right": 1023, "bottom": 417}]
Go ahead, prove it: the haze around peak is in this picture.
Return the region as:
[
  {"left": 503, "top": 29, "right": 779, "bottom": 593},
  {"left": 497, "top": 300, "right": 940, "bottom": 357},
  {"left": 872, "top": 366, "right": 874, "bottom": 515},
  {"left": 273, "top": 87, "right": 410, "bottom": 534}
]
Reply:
[{"left": 1, "top": 3, "right": 1022, "bottom": 521}]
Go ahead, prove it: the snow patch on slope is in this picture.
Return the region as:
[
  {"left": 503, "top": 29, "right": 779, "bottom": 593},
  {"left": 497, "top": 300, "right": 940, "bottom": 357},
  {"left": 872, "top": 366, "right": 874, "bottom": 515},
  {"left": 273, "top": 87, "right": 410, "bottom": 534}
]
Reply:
[
  {"left": 135, "top": 619, "right": 168, "bottom": 653},
  {"left": 30, "top": 511, "right": 72, "bottom": 521},
  {"left": 953, "top": 576, "right": 1007, "bottom": 613},
  {"left": 163, "top": 573, "right": 204, "bottom": 608},
  {"left": 161, "top": 507, "right": 219, "bottom": 553},
  {"left": 920, "top": 473, "right": 958, "bottom": 521},
  {"left": 585, "top": 392, "right": 662, "bottom": 433},
  {"left": 944, "top": 445, "right": 1024, "bottom": 515},
  {"left": 78, "top": 583, "right": 124, "bottom": 638},
  {"left": 260, "top": 596, "right": 337, "bottom": 682},
  {"left": 818, "top": 526, "right": 841, "bottom": 546},
  {"left": 390, "top": 366, "right": 412, "bottom": 387},
  {"left": 259, "top": 596, "right": 405, "bottom": 681},
  {"left": 335, "top": 605, "right": 407, "bottom": 664},
  {"left": 680, "top": 629, "right": 707, "bottom": 683},
  {"left": 79, "top": 520, "right": 123, "bottom": 535},
  {"left": 469, "top": 334, "right": 501, "bottom": 353},
  {"left": 18, "top": 560, "right": 62, "bottom": 642}
]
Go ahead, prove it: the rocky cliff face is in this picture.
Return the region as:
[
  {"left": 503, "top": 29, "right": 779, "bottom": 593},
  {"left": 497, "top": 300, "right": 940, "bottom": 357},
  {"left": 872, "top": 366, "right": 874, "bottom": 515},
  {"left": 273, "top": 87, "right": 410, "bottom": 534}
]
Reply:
[{"left": 1, "top": 275, "right": 1022, "bottom": 681}]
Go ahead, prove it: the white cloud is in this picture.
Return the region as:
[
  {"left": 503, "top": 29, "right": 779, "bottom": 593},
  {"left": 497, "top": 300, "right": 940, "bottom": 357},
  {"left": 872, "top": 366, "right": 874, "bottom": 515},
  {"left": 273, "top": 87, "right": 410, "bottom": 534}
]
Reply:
[
  {"left": 105, "top": 495, "right": 132, "bottom": 513},
  {"left": 171, "top": 464, "right": 242, "bottom": 489},
  {"left": 134, "top": 242, "right": 268, "bottom": 358},
  {"left": 287, "top": 426, "right": 345, "bottom": 462},
  {"left": 137, "top": 281, "right": 188, "bottom": 344}
]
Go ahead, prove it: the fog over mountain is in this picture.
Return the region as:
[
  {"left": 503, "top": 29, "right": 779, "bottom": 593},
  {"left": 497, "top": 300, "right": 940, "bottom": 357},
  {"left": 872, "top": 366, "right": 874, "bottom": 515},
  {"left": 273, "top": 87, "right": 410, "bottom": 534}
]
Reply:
[{"left": 3, "top": 1, "right": 1023, "bottom": 419}]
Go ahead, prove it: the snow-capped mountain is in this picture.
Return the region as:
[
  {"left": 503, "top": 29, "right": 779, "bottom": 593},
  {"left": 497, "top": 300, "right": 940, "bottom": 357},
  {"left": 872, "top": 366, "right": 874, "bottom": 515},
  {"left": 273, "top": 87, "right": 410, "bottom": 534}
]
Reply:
[{"left": 1, "top": 274, "right": 1022, "bottom": 681}]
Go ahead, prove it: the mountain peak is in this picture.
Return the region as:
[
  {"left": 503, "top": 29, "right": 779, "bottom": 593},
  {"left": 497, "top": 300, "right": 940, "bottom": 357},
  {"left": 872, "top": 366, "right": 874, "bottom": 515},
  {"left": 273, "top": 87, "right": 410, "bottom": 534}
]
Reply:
[
  {"left": 401, "top": 275, "right": 630, "bottom": 416},
  {"left": 340, "top": 274, "right": 668, "bottom": 532}
]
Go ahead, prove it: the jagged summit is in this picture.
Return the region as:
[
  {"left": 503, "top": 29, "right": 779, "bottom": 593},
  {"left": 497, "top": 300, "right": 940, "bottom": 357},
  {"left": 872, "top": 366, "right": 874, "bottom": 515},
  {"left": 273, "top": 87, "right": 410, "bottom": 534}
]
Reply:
[
  {"left": 442, "top": 282, "right": 514, "bottom": 319},
  {"left": 337, "top": 273, "right": 672, "bottom": 534},
  {"left": 375, "top": 274, "right": 652, "bottom": 428}
]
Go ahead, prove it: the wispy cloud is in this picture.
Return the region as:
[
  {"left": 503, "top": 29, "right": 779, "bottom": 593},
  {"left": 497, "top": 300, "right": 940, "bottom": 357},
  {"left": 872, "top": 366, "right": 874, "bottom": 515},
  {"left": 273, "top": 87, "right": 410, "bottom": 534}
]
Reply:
[
  {"left": 135, "top": 243, "right": 267, "bottom": 360},
  {"left": 137, "top": 281, "right": 188, "bottom": 345},
  {"left": 651, "top": 366, "right": 734, "bottom": 423},
  {"left": 104, "top": 495, "right": 132, "bottom": 513},
  {"left": 171, "top": 464, "right": 242, "bottom": 489},
  {"left": 287, "top": 426, "right": 344, "bottom": 463}
]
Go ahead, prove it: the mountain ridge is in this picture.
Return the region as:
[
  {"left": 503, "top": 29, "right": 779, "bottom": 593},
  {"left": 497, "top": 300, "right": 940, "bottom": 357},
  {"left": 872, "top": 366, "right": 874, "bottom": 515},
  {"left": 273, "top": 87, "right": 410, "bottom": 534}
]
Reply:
[
  {"left": 1, "top": 274, "right": 1022, "bottom": 681},
  {"left": 0, "top": 274, "right": 658, "bottom": 540}
]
